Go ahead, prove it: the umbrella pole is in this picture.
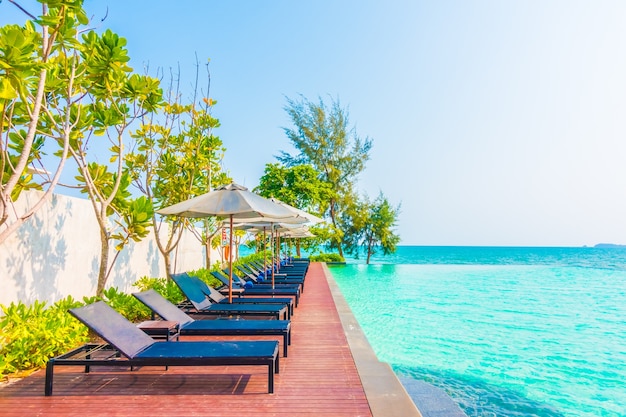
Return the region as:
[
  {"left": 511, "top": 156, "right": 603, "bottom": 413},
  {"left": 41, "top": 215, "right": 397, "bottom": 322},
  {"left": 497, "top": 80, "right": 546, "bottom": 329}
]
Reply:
[
  {"left": 271, "top": 226, "right": 275, "bottom": 289},
  {"left": 276, "top": 232, "right": 280, "bottom": 270},
  {"left": 228, "top": 215, "right": 233, "bottom": 303}
]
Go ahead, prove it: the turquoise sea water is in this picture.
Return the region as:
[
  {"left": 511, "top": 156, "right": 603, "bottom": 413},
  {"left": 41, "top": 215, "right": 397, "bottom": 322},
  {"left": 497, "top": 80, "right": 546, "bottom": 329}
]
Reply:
[{"left": 328, "top": 246, "right": 626, "bottom": 417}]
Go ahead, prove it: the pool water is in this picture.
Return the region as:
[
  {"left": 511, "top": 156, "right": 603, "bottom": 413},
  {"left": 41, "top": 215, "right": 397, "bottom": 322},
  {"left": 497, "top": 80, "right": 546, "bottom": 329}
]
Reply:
[{"left": 330, "top": 261, "right": 626, "bottom": 417}]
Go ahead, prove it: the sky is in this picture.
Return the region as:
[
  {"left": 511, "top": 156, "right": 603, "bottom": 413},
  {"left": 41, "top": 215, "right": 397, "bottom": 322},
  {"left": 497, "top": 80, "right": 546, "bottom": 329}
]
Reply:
[{"left": 3, "top": 0, "right": 626, "bottom": 247}]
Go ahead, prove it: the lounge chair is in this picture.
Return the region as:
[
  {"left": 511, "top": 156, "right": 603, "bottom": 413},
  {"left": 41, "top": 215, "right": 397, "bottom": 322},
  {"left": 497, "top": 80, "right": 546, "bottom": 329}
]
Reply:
[
  {"left": 250, "top": 259, "right": 309, "bottom": 277},
  {"left": 210, "top": 271, "right": 301, "bottom": 307},
  {"left": 237, "top": 263, "right": 306, "bottom": 285},
  {"left": 182, "top": 273, "right": 295, "bottom": 318},
  {"left": 171, "top": 273, "right": 289, "bottom": 320},
  {"left": 133, "top": 289, "right": 291, "bottom": 356},
  {"left": 221, "top": 268, "right": 303, "bottom": 292},
  {"left": 224, "top": 267, "right": 304, "bottom": 294},
  {"left": 245, "top": 261, "right": 308, "bottom": 286},
  {"left": 45, "top": 301, "right": 279, "bottom": 395}
]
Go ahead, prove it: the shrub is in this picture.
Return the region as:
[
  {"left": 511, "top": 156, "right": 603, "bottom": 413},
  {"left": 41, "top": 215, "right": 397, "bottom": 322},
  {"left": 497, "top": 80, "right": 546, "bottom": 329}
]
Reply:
[
  {"left": 188, "top": 267, "right": 225, "bottom": 288},
  {"left": 133, "top": 276, "right": 185, "bottom": 304},
  {"left": 0, "top": 297, "right": 88, "bottom": 380},
  {"left": 100, "top": 287, "right": 151, "bottom": 322},
  {"left": 310, "top": 253, "right": 345, "bottom": 262}
]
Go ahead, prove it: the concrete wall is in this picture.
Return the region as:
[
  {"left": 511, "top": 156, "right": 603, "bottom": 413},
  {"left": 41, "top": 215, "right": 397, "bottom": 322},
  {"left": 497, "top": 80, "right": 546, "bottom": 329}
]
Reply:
[{"left": 0, "top": 191, "right": 220, "bottom": 306}]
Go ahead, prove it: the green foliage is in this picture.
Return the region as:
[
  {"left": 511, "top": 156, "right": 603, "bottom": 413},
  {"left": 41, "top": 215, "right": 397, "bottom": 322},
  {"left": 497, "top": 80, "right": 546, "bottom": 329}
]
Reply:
[
  {"left": 0, "top": 297, "right": 88, "bottom": 379},
  {"left": 187, "top": 267, "right": 225, "bottom": 289},
  {"left": 342, "top": 192, "right": 400, "bottom": 263},
  {"left": 256, "top": 163, "right": 332, "bottom": 212},
  {"left": 232, "top": 251, "right": 271, "bottom": 270},
  {"left": 255, "top": 162, "right": 332, "bottom": 254},
  {"left": 97, "top": 287, "right": 151, "bottom": 322},
  {"left": 133, "top": 276, "right": 185, "bottom": 304},
  {"left": 278, "top": 95, "right": 373, "bottom": 256},
  {"left": 80, "top": 29, "right": 132, "bottom": 95},
  {"left": 3, "top": 130, "right": 45, "bottom": 200},
  {"left": 0, "top": 22, "right": 40, "bottom": 100},
  {"left": 0, "top": 281, "right": 179, "bottom": 380},
  {"left": 66, "top": 19, "right": 164, "bottom": 296},
  {"left": 111, "top": 196, "right": 154, "bottom": 250},
  {"left": 1, "top": 1, "right": 99, "bottom": 243},
  {"left": 1, "top": 1, "right": 164, "bottom": 289},
  {"left": 126, "top": 64, "right": 228, "bottom": 274},
  {"left": 0, "top": 21, "right": 46, "bottom": 201},
  {"left": 310, "top": 253, "right": 345, "bottom": 262}
]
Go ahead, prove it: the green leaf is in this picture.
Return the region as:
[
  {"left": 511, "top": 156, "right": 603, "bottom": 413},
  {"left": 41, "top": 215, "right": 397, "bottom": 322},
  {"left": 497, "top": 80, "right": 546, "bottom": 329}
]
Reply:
[{"left": 0, "top": 77, "right": 18, "bottom": 100}]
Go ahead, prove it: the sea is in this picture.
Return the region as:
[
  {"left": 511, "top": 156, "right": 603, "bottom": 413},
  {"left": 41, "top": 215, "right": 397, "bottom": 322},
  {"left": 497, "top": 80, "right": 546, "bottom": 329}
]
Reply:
[{"left": 327, "top": 246, "right": 626, "bottom": 417}]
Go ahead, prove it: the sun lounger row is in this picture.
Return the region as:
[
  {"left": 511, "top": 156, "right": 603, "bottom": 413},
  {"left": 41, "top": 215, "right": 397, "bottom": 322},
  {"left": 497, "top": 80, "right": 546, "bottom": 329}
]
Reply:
[
  {"left": 211, "top": 269, "right": 302, "bottom": 306},
  {"left": 171, "top": 272, "right": 292, "bottom": 319},
  {"left": 45, "top": 301, "right": 280, "bottom": 395},
  {"left": 44, "top": 261, "right": 309, "bottom": 396},
  {"left": 134, "top": 289, "right": 292, "bottom": 357}
]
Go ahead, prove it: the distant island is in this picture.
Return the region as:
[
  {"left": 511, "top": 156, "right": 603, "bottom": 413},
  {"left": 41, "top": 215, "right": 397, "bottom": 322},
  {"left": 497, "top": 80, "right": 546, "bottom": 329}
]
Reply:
[{"left": 593, "top": 243, "right": 626, "bottom": 248}]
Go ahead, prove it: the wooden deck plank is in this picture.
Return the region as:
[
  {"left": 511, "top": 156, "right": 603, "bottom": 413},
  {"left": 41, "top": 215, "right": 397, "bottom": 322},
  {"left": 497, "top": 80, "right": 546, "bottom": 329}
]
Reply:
[{"left": 0, "top": 263, "right": 374, "bottom": 417}]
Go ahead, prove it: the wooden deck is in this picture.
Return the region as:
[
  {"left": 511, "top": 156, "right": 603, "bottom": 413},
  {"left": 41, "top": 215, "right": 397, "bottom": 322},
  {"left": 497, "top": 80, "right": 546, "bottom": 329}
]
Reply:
[{"left": 0, "top": 263, "right": 375, "bottom": 417}]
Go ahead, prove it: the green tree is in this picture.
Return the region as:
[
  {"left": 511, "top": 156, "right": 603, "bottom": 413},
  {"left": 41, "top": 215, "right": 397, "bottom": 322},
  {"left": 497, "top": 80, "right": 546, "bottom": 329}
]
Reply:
[
  {"left": 1, "top": 2, "right": 161, "bottom": 295},
  {"left": 127, "top": 62, "right": 228, "bottom": 275},
  {"left": 343, "top": 192, "right": 400, "bottom": 264},
  {"left": 255, "top": 162, "right": 332, "bottom": 256},
  {"left": 255, "top": 163, "right": 330, "bottom": 215},
  {"left": 278, "top": 95, "right": 372, "bottom": 257},
  {"left": 70, "top": 29, "right": 163, "bottom": 296},
  {"left": 0, "top": 1, "right": 88, "bottom": 242}
]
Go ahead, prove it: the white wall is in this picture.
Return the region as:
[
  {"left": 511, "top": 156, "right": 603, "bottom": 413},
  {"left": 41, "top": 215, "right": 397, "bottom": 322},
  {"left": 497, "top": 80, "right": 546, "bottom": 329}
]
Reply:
[{"left": 0, "top": 191, "right": 219, "bottom": 306}]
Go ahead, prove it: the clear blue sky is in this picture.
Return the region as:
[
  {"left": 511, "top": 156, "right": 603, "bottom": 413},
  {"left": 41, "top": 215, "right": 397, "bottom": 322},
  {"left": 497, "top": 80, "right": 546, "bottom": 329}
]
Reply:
[{"left": 4, "top": 1, "right": 626, "bottom": 247}]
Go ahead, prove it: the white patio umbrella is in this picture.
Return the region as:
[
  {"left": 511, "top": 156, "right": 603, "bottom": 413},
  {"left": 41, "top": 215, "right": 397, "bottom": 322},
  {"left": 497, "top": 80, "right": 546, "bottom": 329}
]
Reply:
[
  {"left": 281, "top": 227, "right": 315, "bottom": 258},
  {"left": 268, "top": 197, "right": 324, "bottom": 225},
  {"left": 283, "top": 228, "right": 315, "bottom": 238},
  {"left": 233, "top": 221, "right": 306, "bottom": 287},
  {"left": 233, "top": 199, "right": 320, "bottom": 281},
  {"left": 263, "top": 199, "right": 321, "bottom": 266},
  {"left": 157, "top": 183, "right": 296, "bottom": 303}
]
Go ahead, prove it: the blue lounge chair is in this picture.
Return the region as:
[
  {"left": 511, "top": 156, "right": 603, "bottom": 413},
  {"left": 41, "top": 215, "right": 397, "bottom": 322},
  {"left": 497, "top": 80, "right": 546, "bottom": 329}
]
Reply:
[
  {"left": 179, "top": 273, "right": 295, "bottom": 318},
  {"left": 45, "top": 301, "right": 279, "bottom": 395},
  {"left": 133, "top": 290, "right": 291, "bottom": 357},
  {"left": 171, "top": 273, "right": 289, "bottom": 320},
  {"left": 236, "top": 264, "right": 306, "bottom": 286},
  {"left": 220, "top": 268, "right": 303, "bottom": 292},
  {"left": 210, "top": 271, "right": 301, "bottom": 307},
  {"left": 249, "top": 259, "right": 309, "bottom": 277}
]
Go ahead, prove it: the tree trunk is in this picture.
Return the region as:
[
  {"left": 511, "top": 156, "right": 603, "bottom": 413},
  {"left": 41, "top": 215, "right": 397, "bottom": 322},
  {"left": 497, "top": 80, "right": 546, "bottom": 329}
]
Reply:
[
  {"left": 96, "top": 227, "right": 110, "bottom": 297},
  {"left": 328, "top": 199, "right": 344, "bottom": 257},
  {"left": 163, "top": 250, "right": 172, "bottom": 279},
  {"left": 205, "top": 240, "right": 211, "bottom": 269},
  {"left": 0, "top": 64, "right": 48, "bottom": 242}
]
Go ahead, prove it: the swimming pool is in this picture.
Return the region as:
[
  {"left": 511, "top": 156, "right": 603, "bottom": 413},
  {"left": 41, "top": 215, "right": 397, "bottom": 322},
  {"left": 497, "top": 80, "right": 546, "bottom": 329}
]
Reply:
[{"left": 330, "top": 260, "right": 626, "bottom": 417}]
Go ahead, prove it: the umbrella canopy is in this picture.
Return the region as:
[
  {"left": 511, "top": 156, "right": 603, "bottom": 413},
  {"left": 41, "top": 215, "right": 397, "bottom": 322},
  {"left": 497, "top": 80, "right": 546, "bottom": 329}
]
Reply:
[
  {"left": 232, "top": 215, "right": 308, "bottom": 225},
  {"left": 283, "top": 228, "right": 315, "bottom": 238},
  {"left": 232, "top": 219, "right": 309, "bottom": 287},
  {"left": 158, "top": 183, "right": 296, "bottom": 219},
  {"left": 268, "top": 197, "right": 324, "bottom": 225},
  {"left": 233, "top": 222, "right": 305, "bottom": 233},
  {"left": 157, "top": 183, "right": 296, "bottom": 302}
]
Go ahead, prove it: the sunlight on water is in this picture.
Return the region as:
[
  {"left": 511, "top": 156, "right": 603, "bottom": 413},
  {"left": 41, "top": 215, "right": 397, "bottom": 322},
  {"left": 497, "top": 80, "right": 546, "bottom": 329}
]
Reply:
[{"left": 330, "top": 257, "right": 626, "bottom": 417}]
